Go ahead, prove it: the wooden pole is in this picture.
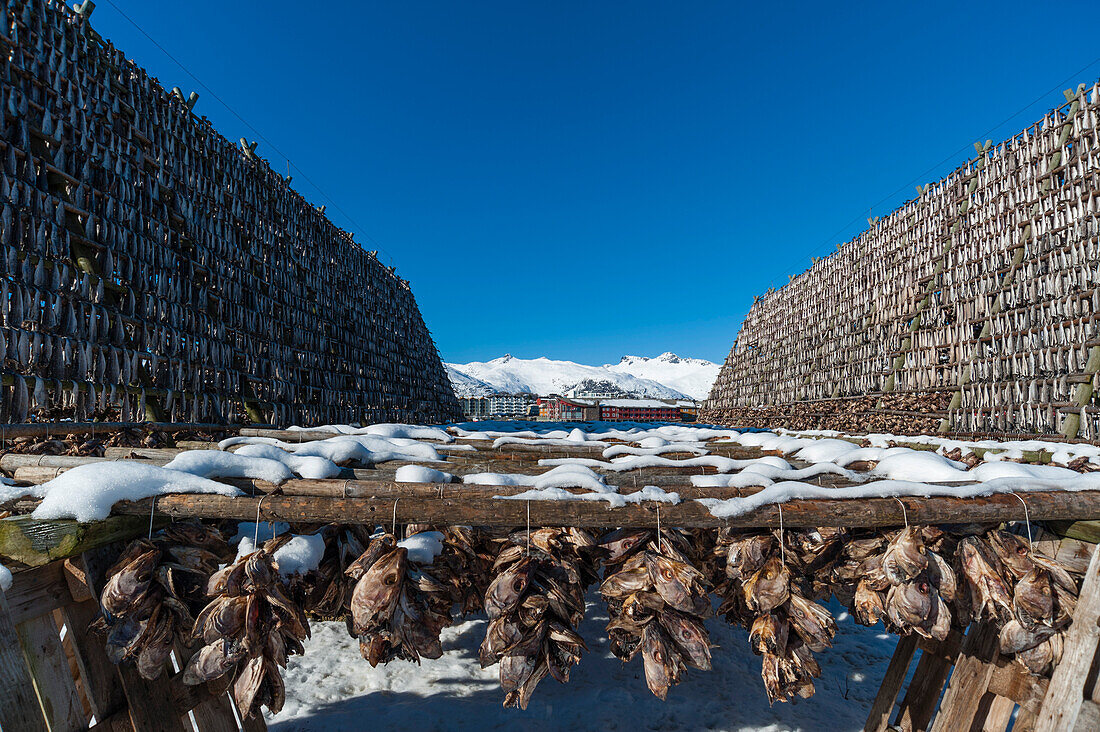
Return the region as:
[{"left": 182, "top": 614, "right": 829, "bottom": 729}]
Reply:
[{"left": 95, "top": 488, "right": 1100, "bottom": 529}]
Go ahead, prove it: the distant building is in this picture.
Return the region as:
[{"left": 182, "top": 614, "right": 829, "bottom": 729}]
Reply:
[
  {"left": 537, "top": 395, "right": 697, "bottom": 422},
  {"left": 598, "top": 398, "right": 684, "bottom": 422},
  {"left": 537, "top": 396, "right": 601, "bottom": 421},
  {"left": 459, "top": 394, "right": 538, "bottom": 420}
]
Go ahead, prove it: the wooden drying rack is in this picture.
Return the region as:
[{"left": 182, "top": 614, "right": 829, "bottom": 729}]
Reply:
[{"left": 2, "top": 425, "right": 1100, "bottom": 729}]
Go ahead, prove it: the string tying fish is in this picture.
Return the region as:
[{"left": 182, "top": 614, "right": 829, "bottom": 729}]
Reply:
[
  {"left": 893, "top": 497, "right": 909, "bottom": 528},
  {"left": 392, "top": 498, "right": 400, "bottom": 535},
  {"left": 1009, "top": 492, "right": 1033, "bottom": 549},
  {"left": 777, "top": 503, "right": 785, "bottom": 563},
  {"left": 656, "top": 505, "right": 664, "bottom": 553},
  {"left": 147, "top": 496, "right": 157, "bottom": 540},
  {"left": 342, "top": 479, "right": 351, "bottom": 498},
  {"left": 526, "top": 501, "right": 531, "bottom": 556},
  {"left": 253, "top": 493, "right": 270, "bottom": 547}
]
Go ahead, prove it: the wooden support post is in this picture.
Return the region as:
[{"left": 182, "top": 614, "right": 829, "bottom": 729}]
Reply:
[
  {"left": 0, "top": 582, "right": 49, "bottom": 732},
  {"left": 864, "top": 634, "right": 918, "bottom": 732},
  {"left": 928, "top": 623, "right": 1001, "bottom": 732},
  {"left": 1035, "top": 546, "right": 1100, "bottom": 731},
  {"left": 16, "top": 611, "right": 88, "bottom": 730},
  {"left": 893, "top": 645, "right": 955, "bottom": 731}
]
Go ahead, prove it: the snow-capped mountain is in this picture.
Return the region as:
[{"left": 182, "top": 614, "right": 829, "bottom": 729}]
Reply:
[
  {"left": 445, "top": 353, "right": 719, "bottom": 400},
  {"left": 607, "top": 353, "right": 721, "bottom": 401}
]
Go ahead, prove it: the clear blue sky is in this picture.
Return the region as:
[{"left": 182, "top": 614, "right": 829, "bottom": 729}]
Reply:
[{"left": 94, "top": 1, "right": 1100, "bottom": 365}]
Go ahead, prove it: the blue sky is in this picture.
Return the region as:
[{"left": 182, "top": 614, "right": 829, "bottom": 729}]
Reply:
[{"left": 94, "top": 1, "right": 1100, "bottom": 365}]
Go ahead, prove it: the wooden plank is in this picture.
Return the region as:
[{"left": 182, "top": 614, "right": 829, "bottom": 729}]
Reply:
[
  {"left": 60, "top": 599, "right": 127, "bottom": 722},
  {"left": 1048, "top": 520, "right": 1100, "bottom": 544},
  {"left": 15, "top": 612, "right": 88, "bottom": 731},
  {"left": 1013, "top": 707, "right": 1038, "bottom": 732},
  {"left": 1073, "top": 700, "right": 1100, "bottom": 732},
  {"left": 5, "top": 561, "right": 73, "bottom": 624},
  {"left": 865, "top": 634, "right": 919, "bottom": 732},
  {"left": 1054, "top": 537, "right": 1097, "bottom": 576},
  {"left": 96, "top": 487, "right": 1100, "bottom": 529},
  {"left": 190, "top": 692, "right": 242, "bottom": 732},
  {"left": 0, "top": 584, "right": 49, "bottom": 732},
  {"left": 0, "top": 515, "right": 167, "bottom": 567},
  {"left": 1036, "top": 546, "right": 1100, "bottom": 731},
  {"left": 894, "top": 645, "right": 954, "bottom": 731},
  {"left": 929, "top": 624, "right": 1001, "bottom": 732},
  {"left": 976, "top": 694, "right": 1014, "bottom": 732}
]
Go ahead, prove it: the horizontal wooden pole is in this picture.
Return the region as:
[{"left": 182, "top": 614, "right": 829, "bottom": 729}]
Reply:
[
  {"left": 0, "top": 422, "right": 231, "bottom": 439},
  {"left": 100, "top": 487, "right": 1100, "bottom": 529}
]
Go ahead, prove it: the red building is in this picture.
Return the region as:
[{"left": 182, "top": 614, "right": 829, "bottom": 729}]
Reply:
[
  {"left": 538, "top": 396, "right": 692, "bottom": 422},
  {"left": 537, "top": 396, "right": 600, "bottom": 421},
  {"left": 598, "top": 399, "right": 684, "bottom": 422}
]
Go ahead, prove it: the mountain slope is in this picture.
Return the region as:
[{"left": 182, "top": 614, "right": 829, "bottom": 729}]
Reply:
[
  {"left": 606, "top": 353, "right": 721, "bottom": 400},
  {"left": 445, "top": 354, "right": 718, "bottom": 400}
]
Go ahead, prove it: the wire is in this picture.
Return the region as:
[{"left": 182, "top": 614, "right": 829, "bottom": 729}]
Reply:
[
  {"left": 770, "top": 54, "right": 1100, "bottom": 288},
  {"left": 98, "top": 0, "right": 398, "bottom": 267}
]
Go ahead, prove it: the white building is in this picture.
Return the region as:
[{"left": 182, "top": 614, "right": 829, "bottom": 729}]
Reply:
[{"left": 460, "top": 394, "right": 538, "bottom": 420}]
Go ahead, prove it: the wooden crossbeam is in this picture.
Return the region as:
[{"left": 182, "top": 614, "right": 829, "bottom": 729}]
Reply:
[{"left": 98, "top": 487, "right": 1100, "bottom": 529}]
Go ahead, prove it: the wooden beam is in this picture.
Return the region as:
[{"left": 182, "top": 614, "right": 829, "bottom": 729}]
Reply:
[
  {"left": 94, "top": 487, "right": 1100, "bottom": 529},
  {"left": 0, "top": 515, "right": 167, "bottom": 567},
  {"left": 0, "top": 422, "right": 230, "bottom": 439},
  {"left": 864, "top": 634, "right": 918, "bottom": 732}
]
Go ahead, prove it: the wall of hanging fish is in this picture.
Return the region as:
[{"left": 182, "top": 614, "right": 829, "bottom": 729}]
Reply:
[
  {"left": 0, "top": 0, "right": 461, "bottom": 426},
  {"left": 705, "top": 82, "right": 1100, "bottom": 438}
]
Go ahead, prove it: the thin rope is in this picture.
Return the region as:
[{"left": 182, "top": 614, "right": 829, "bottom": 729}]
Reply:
[
  {"left": 777, "top": 503, "right": 785, "bottom": 564},
  {"left": 342, "top": 479, "right": 351, "bottom": 499},
  {"left": 147, "top": 496, "right": 156, "bottom": 539},
  {"left": 893, "top": 497, "right": 909, "bottom": 528},
  {"left": 253, "top": 493, "right": 269, "bottom": 547},
  {"left": 1009, "top": 492, "right": 1033, "bottom": 549},
  {"left": 392, "top": 498, "right": 400, "bottom": 535},
  {"left": 656, "top": 505, "right": 663, "bottom": 553},
  {"left": 526, "top": 501, "right": 531, "bottom": 557}
]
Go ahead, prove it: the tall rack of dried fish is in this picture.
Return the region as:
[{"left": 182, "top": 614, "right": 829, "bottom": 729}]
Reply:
[
  {"left": 0, "top": 0, "right": 461, "bottom": 426},
  {"left": 704, "top": 81, "right": 1100, "bottom": 440}
]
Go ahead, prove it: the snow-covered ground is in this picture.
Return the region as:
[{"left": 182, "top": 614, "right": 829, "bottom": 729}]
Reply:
[
  {"left": 268, "top": 595, "right": 897, "bottom": 732},
  {"left": 445, "top": 353, "right": 720, "bottom": 400}
]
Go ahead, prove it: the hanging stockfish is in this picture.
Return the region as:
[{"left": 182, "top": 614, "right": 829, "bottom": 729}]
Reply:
[
  {"left": 345, "top": 531, "right": 454, "bottom": 666},
  {"left": 713, "top": 528, "right": 838, "bottom": 703},
  {"left": 93, "top": 522, "right": 230, "bottom": 680},
  {"left": 184, "top": 536, "right": 310, "bottom": 718},
  {"left": 480, "top": 527, "right": 602, "bottom": 708},
  {"left": 598, "top": 528, "right": 712, "bottom": 700}
]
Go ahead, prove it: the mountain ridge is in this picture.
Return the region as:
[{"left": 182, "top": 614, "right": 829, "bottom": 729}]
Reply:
[{"left": 445, "top": 353, "right": 720, "bottom": 400}]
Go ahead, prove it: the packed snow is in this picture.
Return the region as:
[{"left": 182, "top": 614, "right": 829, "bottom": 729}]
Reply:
[
  {"left": 395, "top": 465, "right": 456, "bottom": 484},
  {"left": 266, "top": 594, "right": 897, "bottom": 732},
  {"left": 397, "top": 531, "right": 446, "bottom": 564},
  {"left": 232, "top": 444, "right": 343, "bottom": 480},
  {"left": 163, "top": 450, "right": 295, "bottom": 484},
  {"left": 271, "top": 534, "right": 327, "bottom": 577},
  {"left": 0, "top": 562, "right": 11, "bottom": 592},
  {"left": 29, "top": 462, "right": 241, "bottom": 522}
]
